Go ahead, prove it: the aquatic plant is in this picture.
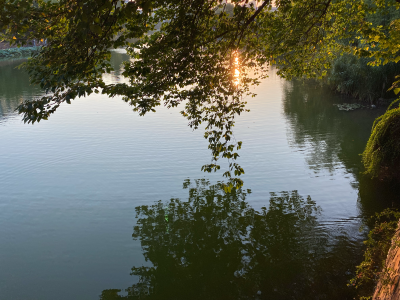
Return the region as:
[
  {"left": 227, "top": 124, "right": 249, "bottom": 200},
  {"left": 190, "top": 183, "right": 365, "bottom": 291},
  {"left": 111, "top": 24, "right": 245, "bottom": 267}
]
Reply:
[{"left": 333, "top": 103, "right": 369, "bottom": 111}]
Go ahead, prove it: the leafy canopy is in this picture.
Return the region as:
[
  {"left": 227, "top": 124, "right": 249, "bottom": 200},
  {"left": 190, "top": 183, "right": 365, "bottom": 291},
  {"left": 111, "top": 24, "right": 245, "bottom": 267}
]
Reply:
[{"left": 1, "top": 0, "right": 399, "bottom": 187}]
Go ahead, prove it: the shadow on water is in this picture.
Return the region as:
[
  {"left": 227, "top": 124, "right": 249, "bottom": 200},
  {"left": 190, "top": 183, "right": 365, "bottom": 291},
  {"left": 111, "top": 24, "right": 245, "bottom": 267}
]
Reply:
[
  {"left": 357, "top": 177, "right": 400, "bottom": 217},
  {"left": 100, "top": 179, "right": 364, "bottom": 300}
]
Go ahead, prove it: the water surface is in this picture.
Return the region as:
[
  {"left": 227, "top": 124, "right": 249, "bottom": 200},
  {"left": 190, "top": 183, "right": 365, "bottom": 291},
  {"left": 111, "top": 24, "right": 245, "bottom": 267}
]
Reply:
[{"left": 1, "top": 52, "right": 399, "bottom": 300}]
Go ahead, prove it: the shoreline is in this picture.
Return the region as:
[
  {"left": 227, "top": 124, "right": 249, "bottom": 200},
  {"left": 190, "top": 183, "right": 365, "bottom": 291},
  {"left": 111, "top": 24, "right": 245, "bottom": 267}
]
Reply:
[{"left": 0, "top": 46, "right": 38, "bottom": 60}]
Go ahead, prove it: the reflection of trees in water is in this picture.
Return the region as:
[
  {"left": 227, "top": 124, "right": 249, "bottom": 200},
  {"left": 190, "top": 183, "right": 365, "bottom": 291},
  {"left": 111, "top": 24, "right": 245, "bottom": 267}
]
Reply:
[
  {"left": 0, "top": 59, "right": 40, "bottom": 119},
  {"left": 102, "top": 50, "right": 132, "bottom": 84},
  {"left": 100, "top": 179, "right": 363, "bottom": 300},
  {"left": 109, "top": 51, "right": 130, "bottom": 77},
  {"left": 0, "top": 52, "right": 127, "bottom": 121},
  {"left": 282, "top": 80, "right": 383, "bottom": 177},
  {"left": 357, "top": 176, "right": 400, "bottom": 219}
]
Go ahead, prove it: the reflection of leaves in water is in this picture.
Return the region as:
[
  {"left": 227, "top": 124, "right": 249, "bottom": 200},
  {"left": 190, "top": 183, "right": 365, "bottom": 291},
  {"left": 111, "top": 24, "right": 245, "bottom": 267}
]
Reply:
[
  {"left": 0, "top": 51, "right": 132, "bottom": 121},
  {"left": 100, "top": 179, "right": 361, "bottom": 300},
  {"left": 0, "top": 59, "right": 41, "bottom": 120},
  {"left": 282, "top": 80, "right": 381, "bottom": 176}
]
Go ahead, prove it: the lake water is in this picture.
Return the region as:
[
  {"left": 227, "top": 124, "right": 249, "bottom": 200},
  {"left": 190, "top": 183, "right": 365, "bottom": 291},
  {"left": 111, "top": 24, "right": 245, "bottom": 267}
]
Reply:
[{"left": 1, "top": 51, "right": 399, "bottom": 300}]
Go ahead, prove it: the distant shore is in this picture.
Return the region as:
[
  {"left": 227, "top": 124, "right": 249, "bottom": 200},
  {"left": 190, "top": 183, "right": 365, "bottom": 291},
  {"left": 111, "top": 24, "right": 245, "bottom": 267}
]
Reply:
[
  {"left": 0, "top": 40, "right": 48, "bottom": 59},
  {"left": 0, "top": 46, "right": 38, "bottom": 60}
]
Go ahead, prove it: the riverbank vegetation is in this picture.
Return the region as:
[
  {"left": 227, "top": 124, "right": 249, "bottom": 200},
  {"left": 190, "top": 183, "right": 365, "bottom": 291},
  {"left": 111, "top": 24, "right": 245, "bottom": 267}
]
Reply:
[
  {"left": 320, "top": 54, "right": 400, "bottom": 104},
  {"left": 350, "top": 209, "right": 400, "bottom": 299},
  {"left": 305, "top": 0, "right": 400, "bottom": 182},
  {"left": 315, "top": 1, "right": 400, "bottom": 105}
]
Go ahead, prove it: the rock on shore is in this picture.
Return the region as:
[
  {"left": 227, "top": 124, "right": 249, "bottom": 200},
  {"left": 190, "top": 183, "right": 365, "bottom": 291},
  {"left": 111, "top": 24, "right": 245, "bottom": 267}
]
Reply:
[{"left": 373, "top": 220, "right": 400, "bottom": 300}]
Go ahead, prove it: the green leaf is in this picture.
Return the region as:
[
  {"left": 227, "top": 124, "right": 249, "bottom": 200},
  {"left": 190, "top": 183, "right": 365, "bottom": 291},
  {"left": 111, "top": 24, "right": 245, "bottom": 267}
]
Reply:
[{"left": 89, "top": 24, "right": 102, "bottom": 34}]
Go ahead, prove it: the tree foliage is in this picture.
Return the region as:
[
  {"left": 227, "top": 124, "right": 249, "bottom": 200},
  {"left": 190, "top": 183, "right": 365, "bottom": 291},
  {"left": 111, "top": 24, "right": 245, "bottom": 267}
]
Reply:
[{"left": 1, "top": 0, "right": 400, "bottom": 184}]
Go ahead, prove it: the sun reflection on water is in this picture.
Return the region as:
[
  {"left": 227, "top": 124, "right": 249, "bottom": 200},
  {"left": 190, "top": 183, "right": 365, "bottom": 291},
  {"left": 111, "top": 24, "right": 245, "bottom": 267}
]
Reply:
[{"left": 233, "top": 51, "right": 240, "bottom": 86}]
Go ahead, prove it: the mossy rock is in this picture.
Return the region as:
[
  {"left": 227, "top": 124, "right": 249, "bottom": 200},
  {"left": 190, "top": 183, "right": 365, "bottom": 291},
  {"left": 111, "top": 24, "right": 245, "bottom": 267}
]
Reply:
[{"left": 363, "top": 100, "right": 400, "bottom": 181}]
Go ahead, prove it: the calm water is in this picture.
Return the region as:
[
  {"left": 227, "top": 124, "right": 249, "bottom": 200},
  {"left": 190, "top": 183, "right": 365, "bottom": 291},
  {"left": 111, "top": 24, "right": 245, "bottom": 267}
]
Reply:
[{"left": 1, "top": 52, "right": 399, "bottom": 300}]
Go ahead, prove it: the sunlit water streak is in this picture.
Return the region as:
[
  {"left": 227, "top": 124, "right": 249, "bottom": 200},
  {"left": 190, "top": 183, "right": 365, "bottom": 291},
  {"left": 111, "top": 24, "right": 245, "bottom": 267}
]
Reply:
[{"left": 233, "top": 50, "right": 240, "bottom": 86}]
